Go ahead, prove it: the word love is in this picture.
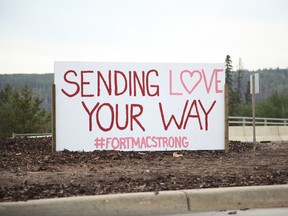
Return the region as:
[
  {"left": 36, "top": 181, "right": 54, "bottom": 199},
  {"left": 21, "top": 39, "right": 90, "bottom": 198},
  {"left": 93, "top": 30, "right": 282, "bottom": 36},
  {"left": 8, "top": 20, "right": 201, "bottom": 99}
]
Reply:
[{"left": 170, "top": 69, "right": 224, "bottom": 95}]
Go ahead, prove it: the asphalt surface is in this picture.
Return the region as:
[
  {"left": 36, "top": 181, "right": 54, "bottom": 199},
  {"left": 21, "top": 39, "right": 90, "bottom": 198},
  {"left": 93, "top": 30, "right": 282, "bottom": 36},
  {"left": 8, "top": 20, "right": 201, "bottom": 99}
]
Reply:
[{"left": 169, "top": 208, "right": 288, "bottom": 216}]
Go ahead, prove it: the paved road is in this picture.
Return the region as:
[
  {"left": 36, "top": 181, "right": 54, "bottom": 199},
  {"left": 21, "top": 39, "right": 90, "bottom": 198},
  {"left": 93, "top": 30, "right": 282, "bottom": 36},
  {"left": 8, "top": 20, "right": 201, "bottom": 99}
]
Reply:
[{"left": 168, "top": 208, "right": 288, "bottom": 216}]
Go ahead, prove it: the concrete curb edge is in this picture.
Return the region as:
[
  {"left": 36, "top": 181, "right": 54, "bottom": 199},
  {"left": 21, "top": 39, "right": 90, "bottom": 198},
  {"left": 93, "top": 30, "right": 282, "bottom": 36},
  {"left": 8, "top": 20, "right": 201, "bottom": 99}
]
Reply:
[
  {"left": 0, "top": 185, "right": 287, "bottom": 215},
  {"left": 183, "top": 184, "right": 288, "bottom": 212}
]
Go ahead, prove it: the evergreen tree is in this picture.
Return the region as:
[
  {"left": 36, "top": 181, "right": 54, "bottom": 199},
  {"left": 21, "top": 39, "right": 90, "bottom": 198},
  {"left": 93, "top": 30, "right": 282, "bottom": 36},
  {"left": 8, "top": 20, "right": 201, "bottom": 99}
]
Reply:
[
  {"left": 231, "top": 58, "right": 245, "bottom": 116},
  {"left": 236, "top": 58, "right": 244, "bottom": 103},
  {"left": 256, "top": 92, "right": 288, "bottom": 118},
  {"left": 245, "top": 80, "right": 251, "bottom": 104},
  {"left": 225, "top": 55, "right": 238, "bottom": 115},
  {"left": 225, "top": 55, "right": 233, "bottom": 92},
  {"left": 0, "top": 84, "right": 51, "bottom": 137}
]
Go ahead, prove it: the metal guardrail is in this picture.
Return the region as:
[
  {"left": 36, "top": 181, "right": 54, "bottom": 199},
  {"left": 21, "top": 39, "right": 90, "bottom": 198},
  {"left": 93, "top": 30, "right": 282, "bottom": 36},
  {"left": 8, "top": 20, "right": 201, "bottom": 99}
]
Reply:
[
  {"left": 12, "top": 132, "right": 52, "bottom": 138},
  {"left": 11, "top": 117, "right": 288, "bottom": 138},
  {"left": 229, "top": 116, "right": 288, "bottom": 126}
]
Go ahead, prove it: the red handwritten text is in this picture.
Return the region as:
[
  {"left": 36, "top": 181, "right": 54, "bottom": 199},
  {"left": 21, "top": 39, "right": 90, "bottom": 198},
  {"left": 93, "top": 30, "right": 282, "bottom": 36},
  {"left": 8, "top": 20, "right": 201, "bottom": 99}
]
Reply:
[
  {"left": 159, "top": 99, "right": 216, "bottom": 131},
  {"left": 61, "top": 69, "right": 160, "bottom": 97},
  {"left": 82, "top": 101, "right": 145, "bottom": 132},
  {"left": 169, "top": 69, "right": 224, "bottom": 95},
  {"left": 94, "top": 136, "right": 189, "bottom": 150}
]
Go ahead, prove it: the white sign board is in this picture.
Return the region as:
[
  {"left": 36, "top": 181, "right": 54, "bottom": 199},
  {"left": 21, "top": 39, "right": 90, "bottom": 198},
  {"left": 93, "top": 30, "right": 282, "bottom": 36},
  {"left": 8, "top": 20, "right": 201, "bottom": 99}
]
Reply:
[
  {"left": 54, "top": 62, "right": 226, "bottom": 151},
  {"left": 250, "top": 73, "right": 259, "bottom": 94}
]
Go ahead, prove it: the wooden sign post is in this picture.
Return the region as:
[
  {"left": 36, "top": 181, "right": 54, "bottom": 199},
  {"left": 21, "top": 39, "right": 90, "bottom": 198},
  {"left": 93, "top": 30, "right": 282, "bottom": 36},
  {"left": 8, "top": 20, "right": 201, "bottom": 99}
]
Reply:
[
  {"left": 52, "top": 84, "right": 56, "bottom": 152},
  {"left": 225, "top": 83, "right": 229, "bottom": 153}
]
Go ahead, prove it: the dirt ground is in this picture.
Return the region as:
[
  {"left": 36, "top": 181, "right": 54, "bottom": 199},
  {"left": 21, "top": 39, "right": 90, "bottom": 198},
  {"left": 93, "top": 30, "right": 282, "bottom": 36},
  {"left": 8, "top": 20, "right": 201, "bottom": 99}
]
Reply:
[{"left": 0, "top": 137, "right": 287, "bottom": 202}]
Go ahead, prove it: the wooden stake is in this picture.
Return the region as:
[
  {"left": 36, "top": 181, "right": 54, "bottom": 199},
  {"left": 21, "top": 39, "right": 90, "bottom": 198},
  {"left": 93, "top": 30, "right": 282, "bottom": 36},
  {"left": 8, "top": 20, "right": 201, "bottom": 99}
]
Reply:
[
  {"left": 225, "top": 84, "right": 229, "bottom": 153},
  {"left": 52, "top": 84, "right": 56, "bottom": 152}
]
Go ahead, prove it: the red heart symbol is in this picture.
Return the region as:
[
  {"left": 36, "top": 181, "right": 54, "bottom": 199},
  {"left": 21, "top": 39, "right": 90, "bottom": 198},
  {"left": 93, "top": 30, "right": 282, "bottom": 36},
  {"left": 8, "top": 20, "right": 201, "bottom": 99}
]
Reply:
[{"left": 180, "top": 70, "right": 202, "bottom": 94}]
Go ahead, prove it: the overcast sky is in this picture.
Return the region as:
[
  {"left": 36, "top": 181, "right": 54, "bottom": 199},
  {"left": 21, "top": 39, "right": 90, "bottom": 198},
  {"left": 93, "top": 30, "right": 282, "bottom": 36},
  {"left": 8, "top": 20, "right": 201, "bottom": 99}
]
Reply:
[{"left": 0, "top": 0, "right": 288, "bottom": 74}]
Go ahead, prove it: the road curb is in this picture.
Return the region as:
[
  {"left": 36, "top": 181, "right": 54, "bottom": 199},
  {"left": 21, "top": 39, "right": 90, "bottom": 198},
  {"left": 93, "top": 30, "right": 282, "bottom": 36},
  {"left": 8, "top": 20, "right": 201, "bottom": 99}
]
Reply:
[
  {"left": 0, "top": 185, "right": 287, "bottom": 215},
  {"left": 0, "top": 191, "right": 188, "bottom": 216},
  {"left": 183, "top": 184, "right": 288, "bottom": 212}
]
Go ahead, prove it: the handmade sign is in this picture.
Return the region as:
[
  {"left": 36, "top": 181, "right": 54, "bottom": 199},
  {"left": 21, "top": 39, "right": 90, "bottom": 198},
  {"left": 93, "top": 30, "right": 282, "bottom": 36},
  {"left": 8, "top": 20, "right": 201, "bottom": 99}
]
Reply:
[{"left": 54, "top": 62, "right": 225, "bottom": 151}]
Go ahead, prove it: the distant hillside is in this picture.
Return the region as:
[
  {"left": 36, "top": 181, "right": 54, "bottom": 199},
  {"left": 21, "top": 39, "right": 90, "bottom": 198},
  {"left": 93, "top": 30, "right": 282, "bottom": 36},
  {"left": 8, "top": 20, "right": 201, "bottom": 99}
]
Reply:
[
  {"left": 0, "top": 74, "right": 53, "bottom": 110},
  {"left": 0, "top": 68, "right": 287, "bottom": 110},
  {"left": 231, "top": 68, "right": 288, "bottom": 102}
]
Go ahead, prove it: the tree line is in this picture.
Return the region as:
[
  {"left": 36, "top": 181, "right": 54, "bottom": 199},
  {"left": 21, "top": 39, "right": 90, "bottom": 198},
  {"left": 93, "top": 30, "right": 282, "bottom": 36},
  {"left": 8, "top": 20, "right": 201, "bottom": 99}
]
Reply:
[
  {"left": 0, "top": 61, "right": 287, "bottom": 137},
  {"left": 225, "top": 55, "right": 288, "bottom": 118},
  {"left": 0, "top": 84, "right": 51, "bottom": 137}
]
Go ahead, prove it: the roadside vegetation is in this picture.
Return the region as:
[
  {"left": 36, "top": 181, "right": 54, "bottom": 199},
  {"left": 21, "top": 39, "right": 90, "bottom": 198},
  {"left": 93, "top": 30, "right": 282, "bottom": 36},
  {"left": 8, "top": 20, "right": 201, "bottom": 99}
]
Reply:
[
  {"left": 0, "top": 84, "right": 51, "bottom": 137},
  {"left": 0, "top": 57, "right": 287, "bottom": 137}
]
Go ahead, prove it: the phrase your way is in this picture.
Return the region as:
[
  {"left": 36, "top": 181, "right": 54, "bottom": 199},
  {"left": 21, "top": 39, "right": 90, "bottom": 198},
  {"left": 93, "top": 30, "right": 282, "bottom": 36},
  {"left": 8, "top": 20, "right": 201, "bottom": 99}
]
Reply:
[{"left": 60, "top": 68, "right": 224, "bottom": 132}]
